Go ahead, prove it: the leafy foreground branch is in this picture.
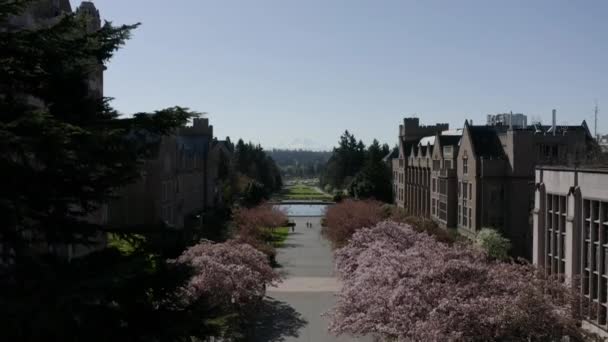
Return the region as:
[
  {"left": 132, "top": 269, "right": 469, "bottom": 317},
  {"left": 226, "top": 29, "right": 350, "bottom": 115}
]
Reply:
[{"left": 328, "top": 221, "right": 595, "bottom": 341}]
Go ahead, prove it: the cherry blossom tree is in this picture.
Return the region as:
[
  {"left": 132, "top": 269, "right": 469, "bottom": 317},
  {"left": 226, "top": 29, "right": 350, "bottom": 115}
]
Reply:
[
  {"left": 329, "top": 221, "right": 590, "bottom": 341},
  {"left": 175, "top": 240, "right": 280, "bottom": 308},
  {"left": 232, "top": 204, "right": 288, "bottom": 262},
  {"left": 322, "top": 199, "right": 385, "bottom": 248}
]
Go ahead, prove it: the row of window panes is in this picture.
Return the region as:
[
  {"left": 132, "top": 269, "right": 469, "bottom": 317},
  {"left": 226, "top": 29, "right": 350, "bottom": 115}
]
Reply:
[
  {"left": 438, "top": 201, "right": 447, "bottom": 221},
  {"left": 439, "top": 179, "right": 447, "bottom": 195},
  {"left": 581, "top": 199, "right": 608, "bottom": 327},
  {"left": 459, "top": 182, "right": 473, "bottom": 200},
  {"left": 432, "top": 159, "right": 454, "bottom": 171},
  {"left": 458, "top": 204, "right": 472, "bottom": 228}
]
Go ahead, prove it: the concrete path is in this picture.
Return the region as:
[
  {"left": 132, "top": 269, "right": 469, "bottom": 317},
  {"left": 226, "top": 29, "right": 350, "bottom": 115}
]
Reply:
[{"left": 250, "top": 216, "right": 370, "bottom": 342}]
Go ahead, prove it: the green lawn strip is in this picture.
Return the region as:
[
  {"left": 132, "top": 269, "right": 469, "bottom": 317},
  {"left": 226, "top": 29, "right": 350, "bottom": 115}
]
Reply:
[
  {"left": 284, "top": 194, "right": 332, "bottom": 201},
  {"left": 268, "top": 227, "right": 290, "bottom": 248},
  {"left": 281, "top": 184, "right": 331, "bottom": 200}
]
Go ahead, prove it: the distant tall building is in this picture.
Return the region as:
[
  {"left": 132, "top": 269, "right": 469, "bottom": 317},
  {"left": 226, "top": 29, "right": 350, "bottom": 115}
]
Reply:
[{"left": 487, "top": 112, "right": 527, "bottom": 128}]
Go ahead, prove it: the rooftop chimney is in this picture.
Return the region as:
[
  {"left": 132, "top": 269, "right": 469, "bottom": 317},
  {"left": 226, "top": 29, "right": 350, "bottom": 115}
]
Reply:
[{"left": 552, "top": 109, "right": 556, "bottom": 136}]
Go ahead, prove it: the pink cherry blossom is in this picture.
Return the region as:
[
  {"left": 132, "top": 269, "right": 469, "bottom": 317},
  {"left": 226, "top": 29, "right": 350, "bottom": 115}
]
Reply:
[
  {"left": 329, "top": 221, "right": 588, "bottom": 341},
  {"left": 174, "top": 240, "right": 280, "bottom": 308}
]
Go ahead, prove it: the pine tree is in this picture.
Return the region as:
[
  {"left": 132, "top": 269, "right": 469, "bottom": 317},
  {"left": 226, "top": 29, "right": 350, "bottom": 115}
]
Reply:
[{"left": 0, "top": 3, "right": 228, "bottom": 340}]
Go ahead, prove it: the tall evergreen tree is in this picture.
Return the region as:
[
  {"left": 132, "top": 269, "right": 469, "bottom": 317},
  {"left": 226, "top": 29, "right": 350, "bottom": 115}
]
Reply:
[{"left": 0, "top": 3, "right": 230, "bottom": 340}]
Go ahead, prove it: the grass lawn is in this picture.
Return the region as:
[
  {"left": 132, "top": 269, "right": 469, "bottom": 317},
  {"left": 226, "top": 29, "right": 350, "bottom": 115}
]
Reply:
[
  {"left": 269, "top": 227, "right": 290, "bottom": 248},
  {"left": 281, "top": 184, "right": 333, "bottom": 201}
]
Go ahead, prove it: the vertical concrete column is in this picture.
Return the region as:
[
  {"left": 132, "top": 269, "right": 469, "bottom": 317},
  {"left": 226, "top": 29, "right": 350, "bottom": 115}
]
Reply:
[
  {"left": 533, "top": 184, "right": 545, "bottom": 267},
  {"left": 565, "top": 187, "right": 581, "bottom": 286}
]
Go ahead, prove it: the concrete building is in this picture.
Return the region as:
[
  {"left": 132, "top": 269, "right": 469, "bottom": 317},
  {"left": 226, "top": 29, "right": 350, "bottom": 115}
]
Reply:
[
  {"left": 487, "top": 112, "right": 528, "bottom": 128},
  {"left": 533, "top": 166, "right": 608, "bottom": 337},
  {"left": 393, "top": 113, "right": 597, "bottom": 258}
]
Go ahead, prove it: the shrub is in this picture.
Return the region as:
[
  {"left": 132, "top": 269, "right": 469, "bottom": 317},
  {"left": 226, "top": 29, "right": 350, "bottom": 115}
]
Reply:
[
  {"left": 322, "top": 199, "right": 385, "bottom": 248},
  {"left": 328, "top": 221, "right": 589, "bottom": 341},
  {"left": 475, "top": 228, "right": 511, "bottom": 260}
]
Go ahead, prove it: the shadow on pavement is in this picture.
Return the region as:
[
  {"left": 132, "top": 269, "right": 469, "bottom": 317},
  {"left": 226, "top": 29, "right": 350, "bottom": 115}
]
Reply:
[
  {"left": 245, "top": 297, "right": 308, "bottom": 341},
  {"left": 281, "top": 243, "right": 302, "bottom": 249}
]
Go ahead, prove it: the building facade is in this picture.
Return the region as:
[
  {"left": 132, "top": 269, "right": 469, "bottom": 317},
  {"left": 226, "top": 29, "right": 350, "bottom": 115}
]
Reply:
[
  {"left": 392, "top": 118, "right": 449, "bottom": 211},
  {"left": 393, "top": 114, "right": 596, "bottom": 258},
  {"left": 430, "top": 132, "right": 462, "bottom": 228},
  {"left": 533, "top": 166, "right": 608, "bottom": 337},
  {"left": 107, "top": 118, "right": 223, "bottom": 230}
]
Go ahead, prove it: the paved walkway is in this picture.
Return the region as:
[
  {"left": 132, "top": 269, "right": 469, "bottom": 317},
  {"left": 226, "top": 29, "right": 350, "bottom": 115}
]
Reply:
[{"left": 252, "top": 216, "right": 370, "bottom": 342}]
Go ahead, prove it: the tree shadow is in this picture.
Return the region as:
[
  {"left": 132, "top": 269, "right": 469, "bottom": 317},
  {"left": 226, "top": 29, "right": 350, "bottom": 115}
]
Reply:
[
  {"left": 281, "top": 243, "right": 302, "bottom": 249},
  {"left": 245, "top": 297, "right": 308, "bottom": 341}
]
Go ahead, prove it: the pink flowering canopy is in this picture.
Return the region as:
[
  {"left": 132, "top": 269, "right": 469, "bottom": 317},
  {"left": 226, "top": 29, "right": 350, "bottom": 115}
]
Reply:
[
  {"left": 329, "top": 221, "right": 587, "bottom": 341},
  {"left": 175, "top": 240, "right": 280, "bottom": 308},
  {"left": 322, "top": 199, "right": 385, "bottom": 248}
]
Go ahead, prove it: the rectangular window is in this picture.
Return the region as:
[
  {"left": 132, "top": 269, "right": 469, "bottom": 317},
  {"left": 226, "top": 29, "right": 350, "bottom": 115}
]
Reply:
[
  {"left": 439, "top": 201, "right": 447, "bottom": 221},
  {"left": 458, "top": 182, "right": 462, "bottom": 198},
  {"left": 433, "top": 159, "right": 441, "bottom": 171},
  {"left": 462, "top": 182, "right": 468, "bottom": 199},
  {"left": 443, "top": 146, "right": 453, "bottom": 158},
  {"left": 469, "top": 184, "right": 473, "bottom": 200},
  {"left": 444, "top": 159, "right": 452, "bottom": 170},
  {"left": 162, "top": 181, "right": 169, "bottom": 201},
  {"left": 463, "top": 158, "right": 468, "bottom": 175},
  {"left": 458, "top": 204, "right": 462, "bottom": 224},
  {"left": 581, "top": 198, "right": 608, "bottom": 325},
  {"left": 462, "top": 206, "right": 468, "bottom": 227},
  {"left": 469, "top": 208, "right": 472, "bottom": 228},
  {"left": 439, "top": 179, "right": 447, "bottom": 195},
  {"left": 432, "top": 198, "right": 436, "bottom": 215},
  {"left": 432, "top": 178, "right": 436, "bottom": 193}
]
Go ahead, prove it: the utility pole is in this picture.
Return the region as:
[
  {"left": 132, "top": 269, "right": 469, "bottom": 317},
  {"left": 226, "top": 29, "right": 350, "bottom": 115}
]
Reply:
[{"left": 594, "top": 101, "right": 599, "bottom": 140}]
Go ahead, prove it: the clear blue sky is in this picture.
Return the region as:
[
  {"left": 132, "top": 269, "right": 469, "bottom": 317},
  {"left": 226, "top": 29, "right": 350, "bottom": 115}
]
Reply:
[{"left": 72, "top": 0, "right": 608, "bottom": 150}]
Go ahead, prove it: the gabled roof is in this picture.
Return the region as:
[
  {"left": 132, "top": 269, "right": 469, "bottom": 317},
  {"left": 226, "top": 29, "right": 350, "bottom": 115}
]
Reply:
[
  {"left": 468, "top": 126, "right": 505, "bottom": 158},
  {"left": 419, "top": 145, "right": 428, "bottom": 157},
  {"left": 410, "top": 144, "right": 419, "bottom": 157},
  {"left": 213, "top": 140, "right": 234, "bottom": 153},
  {"left": 438, "top": 135, "right": 461, "bottom": 147},
  {"left": 383, "top": 149, "right": 399, "bottom": 162}
]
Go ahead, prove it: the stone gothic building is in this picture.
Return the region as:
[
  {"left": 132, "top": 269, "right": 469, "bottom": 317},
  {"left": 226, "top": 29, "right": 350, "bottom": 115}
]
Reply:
[{"left": 392, "top": 114, "right": 596, "bottom": 258}]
